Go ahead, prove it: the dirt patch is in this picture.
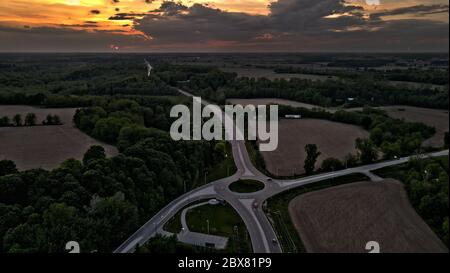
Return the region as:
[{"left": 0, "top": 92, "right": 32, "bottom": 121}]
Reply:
[
  {"left": 0, "top": 105, "right": 118, "bottom": 170},
  {"left": 378, "top": 106, "right": 448, "bottom": 147},
  {"left": 260, "top": 119, "right": 368, "bottom": 176},
  {"left": 288, "top": 179, "right": 448, "bottom": 253}
]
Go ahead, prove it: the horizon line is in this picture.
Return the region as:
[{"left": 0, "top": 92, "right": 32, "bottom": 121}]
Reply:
[{"left": 0, "top": 51, "right": 449, "bottom": 54}]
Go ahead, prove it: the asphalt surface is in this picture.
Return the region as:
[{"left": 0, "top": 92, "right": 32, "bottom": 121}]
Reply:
[{"left": 114, "top": 89, "right": 449, "bottom": 253}]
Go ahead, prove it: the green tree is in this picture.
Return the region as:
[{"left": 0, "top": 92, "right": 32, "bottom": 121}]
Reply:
[
  {"left": 344, "top": 153, "right": 358, "bottom": 168},
  {"left": 214, "top": 141, "right": 227, "bottom": 157},
  {"left": 43, "top": 114, "right": 62, "bottom": 125},
  {"left": 321, "top": 157, "right": 344, "bottom": 172},
  {"left": 136, "top": 234, "right": 178, "bottom": 253},
  {"left": 86, "top": 192, "right": 139, "bottom": 252},
  {"left": 53, "top": 115, "right": 61, "bottom": 125},
  {"left": 0, "top": 116, "right": 10, "bottom": 127},
  {"left": 3, "top": 223, "right": 46, "bottom": 253},
  {"left": 12, "top": 114, "right": 22, "bottom": 126},
  {"left": 0, "top": 160, "right": 18, "bottom": 176},
  {"left": 370, "top": 127, "right": 383, "bottom": 146},
  {"left": 92, "top": 117, "right": 131, "bottom": 143},
  {"left": 381, "top": 141, "right": 401, "bottom": 160},
  {"left": 445, "top": 132, "right": 449, "bottom": 148},
  {"left": 117, "top": 125, "right": 153, "bottom": 151},
  {"left": 83, "top": 146, "right": 106, "bottom": 165},
  {"left": 356, "top": 138, "right": 378, "bottom": 164},
  {"left": 304, "top": 144, "right": 321, "bottom": 175},
  {"left": 443, "top": 217, "right": 449, "bottom": 245},
  {"left": 24, "top": 113, "right": 37, "bottom": 126},
  {"left": 42, "top": 203, "right": 80, "bottom": 252}
]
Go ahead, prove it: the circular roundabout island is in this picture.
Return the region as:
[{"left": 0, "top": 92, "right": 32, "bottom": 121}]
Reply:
[{"left": 229, "top": 179, "right": 265, "bottom": 193}]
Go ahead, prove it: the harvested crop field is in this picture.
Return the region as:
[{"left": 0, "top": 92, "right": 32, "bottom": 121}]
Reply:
[
  {"left": 227, "top": 98, "right": 323, "bottom": 111},
  {"left": 221, "top": 67, "right": 332, "bottom": 81},
  {"left": 0, "top": 105, "right": 118, "bottom": 170},
  {"left": 288, "top": 179, "right": 448, "bottom": 253},
  {"left": 378, "top": 106, "right": 448, "bottom": 147},
  {"left": 260, "top": 119, "right": 368, "bottom": 176}
]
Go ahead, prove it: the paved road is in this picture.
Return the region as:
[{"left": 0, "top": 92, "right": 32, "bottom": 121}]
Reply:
[{"left": 115, "top": 89, "right": 449, "bottom": 253}]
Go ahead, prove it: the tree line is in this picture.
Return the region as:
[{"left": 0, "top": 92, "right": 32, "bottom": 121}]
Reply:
[
  {"left": 274, "top": 67, "right": 449, "bottom": 85},
  {"left": 181, "top": 69, "right": 448, "bottom": 109},
  {"left": 0, "top": 113, "right": 61, "bottom": 127}
]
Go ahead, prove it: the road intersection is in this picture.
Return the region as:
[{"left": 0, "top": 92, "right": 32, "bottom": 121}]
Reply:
[{"left": 115, "top": 89, "right": 449, "bottom": 253}]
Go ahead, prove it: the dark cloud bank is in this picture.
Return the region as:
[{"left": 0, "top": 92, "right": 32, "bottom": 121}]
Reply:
[{"left": 0, "top": 0, "right": 448, "bottom": 52}]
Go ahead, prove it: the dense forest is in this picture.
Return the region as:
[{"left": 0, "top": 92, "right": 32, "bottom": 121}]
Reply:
[
  {"left": 0, "top": 141, "right": 220, "bottom": 253},
  {"left": 0, "top": 97, "right": 226, "bottom": 253},
  {"left": 73, "top": 98, "right": 172, "bottom": 149},
  {"left": 0, "top": 55, "right": 177, "bottom": 97}
]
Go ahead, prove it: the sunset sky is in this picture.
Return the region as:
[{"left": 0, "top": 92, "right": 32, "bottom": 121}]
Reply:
[{"left": 0, "top": 0, "right": 448, "bottom": 52}]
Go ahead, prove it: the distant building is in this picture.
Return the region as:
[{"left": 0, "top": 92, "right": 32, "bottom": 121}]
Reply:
[{"left": 285, "top": 114, "right": 302, "bottom": 119}]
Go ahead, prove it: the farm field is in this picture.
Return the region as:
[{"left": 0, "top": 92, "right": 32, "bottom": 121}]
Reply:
[
  {"left": 220, "top": 67, "right": 333, "bottom": 81},
  {"left": 260, "top": 119, "right": 368, "bottom": 176},
  {"left": 229, "top": 99, "right": 448, "bottom": 148},
  {"left": 288, "top": 179, "right": 448, "bottom": 253},
  {"left": 227, "top": 98, "right": 325, "bottom": 111},
  {"left": 387, "top": 80, "right": 446, "bottom": 90},
  {"left": 0, "top": 105, "right": 118, "bottom": 170},
  {"left": 377, "top": 106, "right": 448, "bottom": 147}
]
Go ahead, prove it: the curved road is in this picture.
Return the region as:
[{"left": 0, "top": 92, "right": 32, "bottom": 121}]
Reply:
[{"left": 115, "top": 90, "right": 449, "bottom": 253}]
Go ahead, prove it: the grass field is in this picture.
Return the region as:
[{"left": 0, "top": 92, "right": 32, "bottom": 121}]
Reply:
[
  {"left": 163, "top": 199, "right": 207, "bottom": 234},
  {"left": 289, "top": 179, "right": 448, "bottom": 253},
  {"left": 260, "top": 119, "right": 369, "bottom": 176},
  {"left": 188, "top": 203, "right": 252, "bottom": 253},
  {"left": 0, "top": 105, "right": 118, "bottom": 170},
  {"left": 229, "top": 179, "right": 265, "bottom": 193},
  {"left": 164, "top": 201, "right": 252, "bottom": 253},
  {"left": 266, "top": 173, "right": 369, "bottom": 253}
]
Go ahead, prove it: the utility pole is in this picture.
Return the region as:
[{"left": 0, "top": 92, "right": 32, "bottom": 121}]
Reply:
[{"left": 206, "top": 219, "right": 210, "bottom": 234}]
